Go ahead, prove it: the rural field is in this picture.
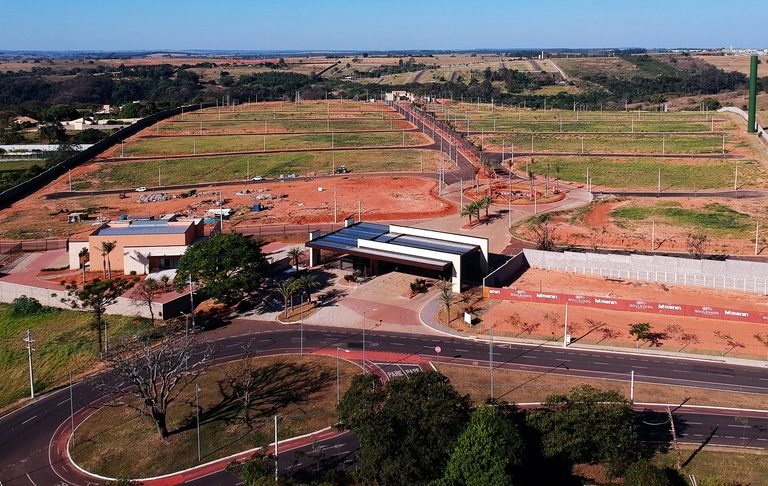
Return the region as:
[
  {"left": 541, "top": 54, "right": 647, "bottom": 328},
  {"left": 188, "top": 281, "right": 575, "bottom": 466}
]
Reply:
[{"left": 695, "top": 54, "right": 768, "bottom": 75}]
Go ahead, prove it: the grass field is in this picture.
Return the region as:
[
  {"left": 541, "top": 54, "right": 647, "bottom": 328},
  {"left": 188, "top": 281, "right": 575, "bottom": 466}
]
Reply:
[
  {"left": 0, "top": 304, "right": 150, "bottom": 410},
  {"left": 0, "top": 159, "right": 45, "bottom": 171},
  {"left": 124, "top": 131, "right": 429, "bottom": 156},
  {"left": 611, "top": 202, "right": 753, "bottom": 237},
  {"left": 73, "top": 354, "right": 360, "bottom": 478},
  {"left": 478, "top": 133, "right": 728, "bottom": 154},
  {"left": 435, "top": 362, "right": 768, "bottom": 409},
  {"left": 654, "top": 450, "right": 768, "bottom": 486},
  {"left": 514, "top": 156, "right": 763, "bottom": 190},
  {"left": 694, "top": 55, "right": 768, "bottom": 75},
  {"left": 160, "top": 117, "right": 411, "bottom": 133},
  {"left": 80, "top": 149, "right": 445, "bottom": 189}
]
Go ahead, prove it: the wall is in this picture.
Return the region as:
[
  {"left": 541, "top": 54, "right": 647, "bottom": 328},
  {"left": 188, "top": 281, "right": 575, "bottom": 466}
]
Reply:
[
  {"left": 483, "top": 251, "right": 528, "bottom": 288},
  {"left": 68, "top": 240, "right": 89, "bottom": 270},
  {"left": 89, "top": 231, "right": 189, "bottom": 273},
  {"left": 522, "top": 249, "right": 768, "bottom": 295},
  {"left": 719, "top": 106, "right": 768, "bottom": 147}
]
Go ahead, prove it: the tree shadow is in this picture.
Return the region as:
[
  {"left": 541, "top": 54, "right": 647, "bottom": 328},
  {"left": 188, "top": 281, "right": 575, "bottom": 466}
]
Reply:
[
  {"left": 317, "top": 287, "right": 348, "bottom": 307},
  {"left": 634, "top": 409, "right": 689, "bottom": 458},
  {"left": 174, "top": 361, "right": 334, "bottom": 436},
  {"left": 681, "top": 425, "right": 718, "bottom": 469}
]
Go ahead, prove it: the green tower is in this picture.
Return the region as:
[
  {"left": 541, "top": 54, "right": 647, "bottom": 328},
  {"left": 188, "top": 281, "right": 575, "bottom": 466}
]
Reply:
[{"left": 748, "top": 55, "right": 758, "bottom": 134}]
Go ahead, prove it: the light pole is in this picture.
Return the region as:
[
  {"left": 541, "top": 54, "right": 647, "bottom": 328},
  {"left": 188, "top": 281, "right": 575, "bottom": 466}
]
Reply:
[
  {"left": 362, "top": 311, "right": 366, "bottom": 370},
  {"left": 300, "top": 295, "right": 304, "bottom": 356},
  {"left": 188, "top": 275, "right": 196, "bottom": 330},
  {"left": 195, "top": 384, "right": 201, "bottom": 462},
  {"left": 337, "top": 347, "right": 350, "bottom": 404}
]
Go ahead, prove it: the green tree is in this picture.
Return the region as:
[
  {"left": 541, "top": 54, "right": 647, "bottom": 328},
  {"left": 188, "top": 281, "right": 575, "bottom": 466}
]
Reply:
[
  {"left": 442, "top": 405, "right": 524, "bottom": 486},
  {"left": 623, "top": 459, "right": 673, "bottom": 486},
  {"left": 175, "top": 233, "right": 269, "bottom": 306},
  {"left": 62, "top": 278, "right": 134, "bottom": 353},
  {"left": 460, "top": 202, "right": 477, "bottom": 225},
  {"left": 287, "top": 246, "right": 303, "bottom": 272},
  {"left": 528, "top": 214, "right": 556, "bottom": 251},
  {"left": 526, "top": 385, "right": 638, "bottom": 477},
  {"left": 38, "top": 123, "right": 67, "bottom": 143},
  {"left": 78, "top": 247, "right": 89, "bottom": 284},
  {"left": 135, "top": 278, "right": 162, "bottom": 322},
  {"left": 437, "top": 279, "right": 455, "bottom": 324},
  {"left": 276, "top": 278, "right": 299, "bottom": 314},
  {"left": 296, "top": 273, "right": 319, "bottom": 303},
  {"left": 337, "top": 371, "right": 471, "bottom": 486},
  {"left": 478, "top": 195, "right": 493, "bottom": 219},
  {"left": 45, "top": 103, "right": 80, "bottom": 122},
  {"left": 100, "top": 240, "right": 116, "bottom": 278}
]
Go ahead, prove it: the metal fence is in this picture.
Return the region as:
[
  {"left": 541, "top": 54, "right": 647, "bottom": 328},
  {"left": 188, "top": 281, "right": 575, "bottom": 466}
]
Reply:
[
  {"left": 0, "top": 239, "right": 67, "bottom": 254},
  {"left": 523, "top": 249, "right": 768, "bottom": 295}
]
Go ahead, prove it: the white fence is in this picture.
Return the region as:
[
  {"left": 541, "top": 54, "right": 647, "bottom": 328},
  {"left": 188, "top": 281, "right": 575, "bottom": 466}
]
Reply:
[{"left": 522, "top": 249, "right": 768, "bottom": 295}]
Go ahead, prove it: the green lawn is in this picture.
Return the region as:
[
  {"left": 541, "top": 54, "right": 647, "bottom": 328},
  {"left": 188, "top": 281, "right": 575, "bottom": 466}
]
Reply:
[
  {"left": 161, "top": 117, "right": 409, "bottom": 133},
  {"left": 0, "top": 304, "right": 151, "bottom": 409},
  {"left": 0, "top": 158, "right": 45, "bottom": 171},
  {"left": 125, "top": 132, "right": 427, "bottom": 156},
  {"left": 516, "top": 157, "right": 763, "bottom": 190},
  {"left": 611, "top": 202, "right": 753, "bottom": 237},
  {"left": 73, "top": 354, "right": 361, "bottom": 478},
  {"left": 653, "top": 449, "right": 768, "bottom": 486},
  {"left": 479, "top": 133, "right": 726, "bottom": 154},
  {"left": 79, "top": 149, "right": 443, "bottom": 189}
]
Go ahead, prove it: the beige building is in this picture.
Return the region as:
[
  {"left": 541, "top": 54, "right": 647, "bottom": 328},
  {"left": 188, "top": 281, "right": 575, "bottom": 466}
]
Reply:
[{"left": 69, "top": 217, "right": 216, "bottom": 275}]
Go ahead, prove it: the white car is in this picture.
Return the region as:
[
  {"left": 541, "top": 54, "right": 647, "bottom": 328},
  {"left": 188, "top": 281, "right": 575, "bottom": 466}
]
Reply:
[
  {"left": 251, "top": 176, "right": 264, "bottom": 181},
  {"left": 135, "top": 186, "right": 147, "bottom": 192}
]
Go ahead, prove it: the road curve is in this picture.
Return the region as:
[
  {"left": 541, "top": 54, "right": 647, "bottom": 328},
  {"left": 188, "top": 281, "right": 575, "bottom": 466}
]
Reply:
[{"left": 2, "top": 323, "right": 768, "bottom": 485}]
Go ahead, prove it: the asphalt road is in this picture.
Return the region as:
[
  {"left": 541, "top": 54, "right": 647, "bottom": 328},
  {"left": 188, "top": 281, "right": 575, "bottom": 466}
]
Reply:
[{"left": 2, "top": 323, "right": 768, "bottom": 485}]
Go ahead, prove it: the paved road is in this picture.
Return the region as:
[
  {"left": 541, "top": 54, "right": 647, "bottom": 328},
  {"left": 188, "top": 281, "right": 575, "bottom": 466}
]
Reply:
[{"left": 2, "top": 323, "right": 768, "bottom": 485}]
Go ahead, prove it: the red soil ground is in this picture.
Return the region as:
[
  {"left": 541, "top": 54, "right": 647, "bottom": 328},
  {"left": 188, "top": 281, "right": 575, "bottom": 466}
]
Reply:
[{"left": 484, "top": 268, "right": 768, "bottom": 359}]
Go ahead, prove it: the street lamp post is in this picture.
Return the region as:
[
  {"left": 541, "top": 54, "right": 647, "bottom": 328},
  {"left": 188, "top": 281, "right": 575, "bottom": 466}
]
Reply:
[
  {"left": 362, "top": 311, "right": 366, "bottom": 371},
  {"left": 336, "top": 347, "right": 350, "bottom": 404}
]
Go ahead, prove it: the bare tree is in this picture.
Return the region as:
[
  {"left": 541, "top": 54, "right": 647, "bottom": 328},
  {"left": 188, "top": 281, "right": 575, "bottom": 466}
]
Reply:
[
  {"left": 754, "top": 333, "right": 768, "bottom": 360},
  {"left": 135, "top": 278, "right": 163, "bottom": 322},
  {"left": 520, "top": 321, "right": 541, "bottom": 335},
  {"left": 543, "top": 311, "right": 561, "bottom": 338},
  {"left": 221, "top": 340, "right": 261, "bottom": 424},
  {"left": 100, "top": 332, "right": 213, "bottom": 439},
  {"left": 713, "top": 331, "right": 745, "bottom": 356},
  {"left": 686, "top": 232, "right": 709, "bottom": 259}
]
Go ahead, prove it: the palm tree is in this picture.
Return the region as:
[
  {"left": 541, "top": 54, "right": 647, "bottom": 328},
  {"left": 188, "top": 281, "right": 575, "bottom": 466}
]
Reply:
[
  {"left": 78, "top": 247, "right": 89, "bottom": 284},
  {"left": 437, "top": 279, "right": 455, "bottom": 324},
  {"left": 297, "top": 273, "right": 319, "bottom": 303},
  {"left": 460, "top": 202, "right": 476, "bottom": 225},
  {"left": 160, "top": 274, "right": 171, "bottom": 291},
  {"left": 287, "top": 247, "right": 303, "bottom": 273},
  {"left": 554, "top": 163, "right": 561, "bottom": 192},
  {"left": 101, "top": 241, "right": 117, "bottom": 279},
  {"left": 478, "top": 195, "right": 493, "bottom": 219},
  {"left": 276, "top": 279, "right": 298, "bottom": 315},
  {"left": 528, "top": 169, "right": 535, "bottom": 199}
]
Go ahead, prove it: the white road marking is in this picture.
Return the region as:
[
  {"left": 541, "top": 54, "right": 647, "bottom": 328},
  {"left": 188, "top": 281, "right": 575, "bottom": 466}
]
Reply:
[
  {"left": 21, "top": 415, "right": 37, "bottom": 425},
  {"left": 593, "top": 362, "right": 610, "bottom": 366},
  {"left": 728, "top": 424, "right": 750, "bottom": 428},
  {"left": 687, "top": 422, "right": 703, "bottom": 425},
  {"left": 56, "top": 398, "right": 70, "bottom": 406},
  {"left": 26, "top": 473, "right": 37, "bottom": 486}
]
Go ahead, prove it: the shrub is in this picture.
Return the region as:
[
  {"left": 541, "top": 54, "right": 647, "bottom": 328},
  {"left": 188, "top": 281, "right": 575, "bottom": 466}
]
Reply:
[
  {"left": 344, "top": 274, "right": 357, "bottom": 283},
  {"left": 9, "top": 295, "right": 49, "bottom": 316}
]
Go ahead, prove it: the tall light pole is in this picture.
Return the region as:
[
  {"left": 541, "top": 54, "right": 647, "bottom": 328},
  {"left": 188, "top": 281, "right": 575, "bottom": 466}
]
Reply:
[
  {"left": 274, "top": 415, "right": 279, "bottom": 482},
  {"left": 300, "top": 295, "right": 304, "bottom": 356},
  {"left": 362, "top": 311, "right": 366, "bottom": 371},
  {"left": 195, "top": 384, "right": 201, "bottom": 462},
  {"left": 24, "top": 329, "right": 34, "bottom": 398},
  {"left": 188, "top": 275, "right": 196, "bottom": 330},
  {"left": 489, "top": 325, "right": 494, "bottom": 401},
  {"left": 337, "top": 347, "right": 350, "bottom": 404},
  {"left": 69, "top": 372, "right": 75, "bottom": 443}
]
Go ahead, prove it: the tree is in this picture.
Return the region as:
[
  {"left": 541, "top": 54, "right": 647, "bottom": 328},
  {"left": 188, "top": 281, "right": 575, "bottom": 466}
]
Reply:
[
  {"left": 526, "top": 385, "right": 638, "bottom": 477},
  {"left": 100, "top": 331, "right": 212, "bottom": 439},
  {"left": 175, "top": 233, "right": 270, "bottom": 306},
  {"left": 296, "top": 273, "right": 319, "bottom": 303},
  {"left": 628, "top": 322, "right": 666, "bottom": 347},
  {"left": 45, "top": 103, "right": 80, "bottom": 122},
  {"left": 442, "top": 405, "right": 524, "bottom": 486},
  {"left": 78, "top": 247, "right": 89, "bottom": 284},
  {"left": 528, "top": 214, "right": 556, "bottom": 251},
  {"left": 460, "top": 201, "right": 478, "bottom": 225},
  {"left": 101, "top": 240, "right": 116, "bottom": 278},
  {"left": 478, "top": 195, "right": 493, "bottom": 219},
  {"left": 686, "top": 232, "right": 710, "bottom": 258},
  {"left": 135, "top": 278, "right": 162, "bottom": 322},
  {"left": 437, "top": 279, "right": 455, "bottom": 324},
  {"left": 287, "top": 246, "right": 303, "bottom": 272},
  {"left": 623, "top": 459, "right": 673, "bottom": 486},
  {"left": 713, "top": 331, "right": 745, "bottom": 356},
  {"left": 62, "top": 278, "right": 133, "bottom": 353},
  {"left": 337, "top": 371, "right": 471, "bottom": 486},
  {"left": 159, "top": 274, "right": 171, "bottom": 290},
  {"left": 276, "top": 278, "right": 299, "bottom": 314},
  {"left": 38, "top": 123, "right": 67, "bottom": 143},
  {"left": 754, "top": 333, "right": 768, "bottom": 360}
]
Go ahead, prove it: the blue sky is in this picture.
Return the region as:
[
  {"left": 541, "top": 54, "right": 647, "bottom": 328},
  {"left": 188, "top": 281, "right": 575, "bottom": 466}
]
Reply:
[{"left": 1, "top": 1, "right": 763, "bottom": 51}]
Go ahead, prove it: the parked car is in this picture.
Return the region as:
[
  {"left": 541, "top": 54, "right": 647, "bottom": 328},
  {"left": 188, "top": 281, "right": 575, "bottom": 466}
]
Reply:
[
  {"left": 334, "top": 166, "right": 350, "bottom": 174},
  {"left": 135, "top": 186, "right": 147, "bottom": 192},
  {"left": 251, "top": 176, "right": 264, "bottom": 181}
]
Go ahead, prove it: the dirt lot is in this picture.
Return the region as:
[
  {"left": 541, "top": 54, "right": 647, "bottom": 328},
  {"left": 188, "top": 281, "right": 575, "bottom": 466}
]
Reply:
[
  {"left": 0, "top": 175, "right": 451, "bottom": 239},
  {"left": 482, "top": 268, "right": 768, "bottom": 359},
  {"left": 517, "top": 196, "right": 768, "bottom": 256},
  {"left": 695, "top": 55, "right": 768, "bottom": 75}
]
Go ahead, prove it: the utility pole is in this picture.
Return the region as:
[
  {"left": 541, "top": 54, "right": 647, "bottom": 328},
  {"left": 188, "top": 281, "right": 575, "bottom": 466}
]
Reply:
[
  {"left": 756, "top": 222, "right": 760, "bottom": 256},
  {"left": 362, "top": 311, "right": 366, "bottom": 370},
  {"left": 24, "top": 329, "right": 34, "bottom": 398},
  {"left": 69, "top": 372, "right": 75, "bottom": 443},
  {"left": 630, "top": 370, "right": 635, "bottom": 402},
  {"left": 188, "top": 275, "right": 196, "bottom": 329},
  {"left": 333, "top": 186, "right": 338, "bottom": 224},
  {"left": 563, "top": 303, "right": 569, "bottom": 348},
  {"left": 358, "top": 200, "right": 362, "bottom": 222},
  {"left": 489, "top": 325, "right": 494, "bottom": 401}
]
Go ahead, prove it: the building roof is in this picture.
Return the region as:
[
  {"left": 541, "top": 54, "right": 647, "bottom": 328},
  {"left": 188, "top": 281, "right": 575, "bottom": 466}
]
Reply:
[
  {"left": 94, "top": 220, "right": 190, "bottom": 236},
  {"left": 306, "top": 222, "right": 479, "bottom": 271}
]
